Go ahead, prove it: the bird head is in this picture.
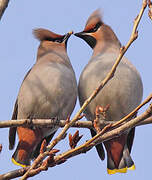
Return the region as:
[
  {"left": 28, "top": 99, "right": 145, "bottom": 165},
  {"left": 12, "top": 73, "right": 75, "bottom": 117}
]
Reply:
[
  {"left": 33, "top": 29, "right": 73, "bottom": 61},
  {"left": 74, "top": 9, "right": 121, "bottom": 51},
  {"left": 33, "top": 28, "right": 73, "bottom": 49}
]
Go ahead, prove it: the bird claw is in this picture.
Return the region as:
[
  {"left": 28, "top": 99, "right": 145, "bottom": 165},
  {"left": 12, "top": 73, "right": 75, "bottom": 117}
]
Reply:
[
  {"left": 52, "top": 117, "right": 60, "bottom": 126},
  {"left": 69, "top": 130, "right": 83, "bottom": 149}
]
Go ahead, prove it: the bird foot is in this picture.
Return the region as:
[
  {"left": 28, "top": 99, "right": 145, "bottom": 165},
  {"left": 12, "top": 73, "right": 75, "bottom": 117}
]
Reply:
[
  {"left": 51, "top": 117, "right": 60, "bottom": 127},
  {"left": 69, "top": 130, "right": 83, "bottom": 149}
]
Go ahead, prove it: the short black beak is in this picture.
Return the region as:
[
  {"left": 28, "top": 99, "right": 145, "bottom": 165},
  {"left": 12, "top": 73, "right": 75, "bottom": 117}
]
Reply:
[
  {"left": 74, "top": 31, "right": 96, "bottom": 49},
  {"left": 74, "top": 31, "right": 86, "bottom": 38},
  {"left": 63, "top": 31, "right": 73, "bottom": 42}
]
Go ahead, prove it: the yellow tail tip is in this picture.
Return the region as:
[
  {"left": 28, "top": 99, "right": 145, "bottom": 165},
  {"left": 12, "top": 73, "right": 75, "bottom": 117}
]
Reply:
[
  {"left": 107, "top": 167, "right": 127, "bottom": 175},
  {"left": 11, "top": 158, "right": 28, "bottom": 168},
  {"left": 107, "top": 164, "right": 135, "bottom": 175},
  {"left": 128, "top": 164, "right": 136, "bottom": 170}
]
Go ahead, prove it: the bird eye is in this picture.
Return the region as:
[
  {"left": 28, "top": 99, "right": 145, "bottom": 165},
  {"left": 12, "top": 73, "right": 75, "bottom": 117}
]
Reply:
[
  {"left": 54, "top": 39, "right": 63, "bottom": 43},
  {"left": 92, "top": 22, "right": 102, "bottom": 32},
  {"left": 87, "top": 22, "right": 102, "bottom": 33},
  {"left": 92, "top": 26, "right": 98, "bottom": 32}
]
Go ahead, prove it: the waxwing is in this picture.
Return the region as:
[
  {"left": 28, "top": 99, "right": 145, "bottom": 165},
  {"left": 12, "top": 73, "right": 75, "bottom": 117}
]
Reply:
[
  {"left": 9, "top": 28, "right": 77, "bottom": 167},
  {"left": 75, "top": 10, "right": 143, "bottom": 174}
]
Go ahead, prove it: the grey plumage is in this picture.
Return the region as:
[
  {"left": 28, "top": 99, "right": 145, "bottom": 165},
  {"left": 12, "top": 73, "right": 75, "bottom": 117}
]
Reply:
[
  {"left": 9, "top": 29, "right": 77, "bottom": 167},
  {"left": 75, "top": 9, "right": 143, "bottom": 174}
]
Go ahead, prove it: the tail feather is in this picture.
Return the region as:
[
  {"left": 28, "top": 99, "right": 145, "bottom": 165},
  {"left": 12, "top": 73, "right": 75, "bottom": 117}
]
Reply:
[
  {"left": 9, "top": 127, "right": 17, "bottom": 150},
  {"left": 90, "top": 129, "right": 105, "bottom": 160},
  {"left": 32, "top": 131, "right": 57, "bottom": 159},
  {"left": 107, "top": 149, "right": 135, "bottom": 175},
  {"left": 12, "top": 141, "right": 31, "bottom": 167},
  {"left": 122, "top": 144, "right": 135, "bottom": 169},
  {"left": 11, "top": 127, "right": 43, "bottom": 167},
  {"left": 127, "top": 127, "right": 135, "bottom": 153},
  {"left": 9, "top": 100, "right": 18, "bottom": 150},
  {"left": 104, "top": 133, "right": 135, "bottom": 174}
]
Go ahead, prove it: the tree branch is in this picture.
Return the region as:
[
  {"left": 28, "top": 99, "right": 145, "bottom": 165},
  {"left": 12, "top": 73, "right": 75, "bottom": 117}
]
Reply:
[
  {"left": 0, "top": 93, "right": 152, "bottom": 130},
  {"left": 1, "top": 99, "right": 152, "bottom": 180},
  {"left": 0, "top": 0, "right": 9, "bottom": 20},
  {"left": 53, "top": 103, "right": 152, "bottom": 164},
  {"left": 148, "top": 0, "right": 152, "bottom": 19}
]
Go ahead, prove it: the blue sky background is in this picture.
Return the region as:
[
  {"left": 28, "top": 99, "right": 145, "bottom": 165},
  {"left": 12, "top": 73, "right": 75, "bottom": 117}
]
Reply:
[{"left": 0, "top": 0, "right": 151, "bottom": 179}]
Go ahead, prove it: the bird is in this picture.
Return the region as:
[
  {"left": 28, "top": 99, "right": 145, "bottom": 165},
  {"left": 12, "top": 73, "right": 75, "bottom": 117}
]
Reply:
[
  {"left": 74, "top": 9, "right": 143, "bottom": 174},
  {"left": 9, "top": 28, "right": 77, "bottom": 167}
]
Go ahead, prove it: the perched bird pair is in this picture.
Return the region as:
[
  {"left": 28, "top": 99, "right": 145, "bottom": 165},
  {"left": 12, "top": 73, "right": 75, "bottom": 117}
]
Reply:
[{"left": 9, "top": 10, "right": 143, "bottom": 175}]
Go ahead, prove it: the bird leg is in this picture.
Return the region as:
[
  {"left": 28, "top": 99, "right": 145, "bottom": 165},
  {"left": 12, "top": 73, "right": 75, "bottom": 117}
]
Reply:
[{"left": 51, "top": 117, "right": 60, "bottom": 127}]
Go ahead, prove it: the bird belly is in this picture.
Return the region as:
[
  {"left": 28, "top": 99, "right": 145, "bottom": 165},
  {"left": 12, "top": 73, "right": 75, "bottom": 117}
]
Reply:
[
  {"left": 78, "top": 56, "right": 143, "bottom": 122},
  {"left": 17, "top": 64, "right": 77, "bottom": 136}
]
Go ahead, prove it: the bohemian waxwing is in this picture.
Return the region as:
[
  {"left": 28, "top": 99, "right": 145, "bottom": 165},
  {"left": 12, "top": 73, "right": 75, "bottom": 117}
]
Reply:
[
  {"left": 75, "top": 10, "right": 143, "bottom": 174},
  {"left": 9, "top": 28, "right": 77, "bottom": 167}
]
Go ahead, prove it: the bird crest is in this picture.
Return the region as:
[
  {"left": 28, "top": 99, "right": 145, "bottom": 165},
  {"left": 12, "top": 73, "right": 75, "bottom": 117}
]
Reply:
[
  {"left": 33, "top": 28, "right": 64, "bottom": 41},
  {"left": 84, "top": 9, "right": 103, "bottom": 32}
]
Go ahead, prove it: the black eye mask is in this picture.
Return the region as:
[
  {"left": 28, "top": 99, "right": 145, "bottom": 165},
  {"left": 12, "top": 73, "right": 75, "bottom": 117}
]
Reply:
[
  {"left": 85, "top": 22, "right": 102, "bottom": 33},
  {"left": 54, "top": 38, "right": 64, "bottom": 43}
]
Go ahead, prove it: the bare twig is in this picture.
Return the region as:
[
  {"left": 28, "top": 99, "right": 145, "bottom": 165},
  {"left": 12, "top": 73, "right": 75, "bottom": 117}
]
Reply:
[
  {"left": 0, "top": 0, "right": 9, "bottom": 20},
  {"left": 0, "top": 94, "right": 152, "bottom": 131},
  {"left": 69, "top": 130, "right": 83, "bottom": 149},
  {"left": 1, "top": 99, "right": 152, "bottom": 179},
  {"left": 111, "top": 93, "right": 152, "bottom": 127},
  {"left": 0, "top": 112, "right": 151, "bottom": 131},
  {"left": 19, "top": 101, "right": 152, "bottom": 180},
  {"left": 148, "top": 0, "right": 152, "bottom": 19},
  {"left": 53, "top": 103, "right": 152, "bottom": 165},
  {"left": 0, "top": 168, "right": 29, "bottom": 180},
  {"left": 138, "top": 116, "right": 152, "bottom": 126}
]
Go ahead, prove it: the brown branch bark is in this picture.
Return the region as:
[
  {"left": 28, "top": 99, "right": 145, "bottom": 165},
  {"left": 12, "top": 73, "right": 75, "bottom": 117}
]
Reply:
[
  {"left": 54, "top": 103, "right": 152, "bottom": 162},
  {"left": 111, "top": 93, "right": 152, "bottom": 127},
  {"left": 0, "top": 114, "right": 151, "bottom": 130},
  {"left": 1, "top": 101, "right": 152, "bottom": 180},
  {"left": 0, "top": 94, "right": 152, "bottom": 129},
  {"left": 0, "top": 168, "right": 29, "bottom": 180},
  {"left": 148, "top": 0, "right": 152, "bottom": 19},
  {"left": 0, "top": 0, "right": 9, "bottom": 20}
]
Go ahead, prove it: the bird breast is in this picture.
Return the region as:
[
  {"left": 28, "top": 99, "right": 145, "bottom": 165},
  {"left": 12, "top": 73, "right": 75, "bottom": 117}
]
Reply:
[
  {"left": 17, "top": 62, "right": 77, "bottom": 121},
  {"left": 78, "top": 52, "right": 143, "bottom": 122}
]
